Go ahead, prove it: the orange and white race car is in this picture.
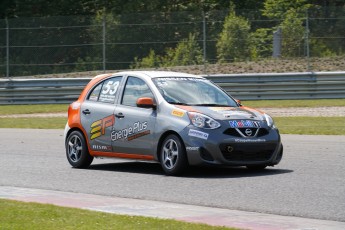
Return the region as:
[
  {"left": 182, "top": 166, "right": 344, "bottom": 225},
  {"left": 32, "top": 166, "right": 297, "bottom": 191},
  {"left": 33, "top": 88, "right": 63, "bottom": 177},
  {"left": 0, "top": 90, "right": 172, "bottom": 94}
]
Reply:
[{"left": 64, "top": 71, "right": 283, "bottom": 175}]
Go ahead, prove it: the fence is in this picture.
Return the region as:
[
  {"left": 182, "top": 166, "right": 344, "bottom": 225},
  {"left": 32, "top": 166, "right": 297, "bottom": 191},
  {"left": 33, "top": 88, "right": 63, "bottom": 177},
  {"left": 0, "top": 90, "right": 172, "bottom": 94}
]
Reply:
[
  {"left": 1, "top": 7, "right": 345, "bottom": 78},
  {"left": 1, "top": 72, "right": 345, "bottom": 105}
]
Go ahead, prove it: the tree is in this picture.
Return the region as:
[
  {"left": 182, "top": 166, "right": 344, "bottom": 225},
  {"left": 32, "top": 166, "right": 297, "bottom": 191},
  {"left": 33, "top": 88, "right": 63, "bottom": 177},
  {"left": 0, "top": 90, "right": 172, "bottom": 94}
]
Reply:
[
  {"left": 166, "top": 33, "right": 203, "bottom": 66},
  {"left": 132, "top": 33, "right": 203, "bottom": 68},
  {"left": 262, "top": 0, "right": 311, "bottom": 58},
  {"left": 216, "top": 6, "right": 251, "bottom": 62},
  {"left": 280, "top": 9, "right": 305, "bottom": 57},
  {"left": 262, "top": 0, "right": 310, "bottom": 19},
  {"left": 131, "top": 49, "right": 161, "bottom": 69},
  {"left": 250, "top": 28, "right": 273, "bottom": 59}
]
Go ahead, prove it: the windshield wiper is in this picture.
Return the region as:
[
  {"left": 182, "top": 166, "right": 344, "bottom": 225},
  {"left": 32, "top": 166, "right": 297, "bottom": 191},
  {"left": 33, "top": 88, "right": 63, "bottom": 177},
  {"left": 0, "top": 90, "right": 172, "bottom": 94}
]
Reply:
[
  {"left": 190, "top": 103, "right": 233, "bottom": 107},
  {"left": 168, "top": 102, "right": 191, "bottom": 106}
]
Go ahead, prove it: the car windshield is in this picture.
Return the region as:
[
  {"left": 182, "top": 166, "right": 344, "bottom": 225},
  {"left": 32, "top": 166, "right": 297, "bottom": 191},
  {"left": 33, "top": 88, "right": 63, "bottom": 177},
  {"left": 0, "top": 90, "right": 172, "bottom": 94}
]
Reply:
[{"left": 152, "top": 77, "right": 238, "bottom": 107}]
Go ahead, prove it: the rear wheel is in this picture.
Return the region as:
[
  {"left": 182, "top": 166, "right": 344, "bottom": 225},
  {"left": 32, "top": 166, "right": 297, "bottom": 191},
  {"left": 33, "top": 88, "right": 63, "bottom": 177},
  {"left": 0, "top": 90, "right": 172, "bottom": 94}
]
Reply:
[
  {"left": 160, "top": 134, "right": 188, "bottom": 176},
  {"left": 66, "top": 131, "right": 93, "bottom": 168}
]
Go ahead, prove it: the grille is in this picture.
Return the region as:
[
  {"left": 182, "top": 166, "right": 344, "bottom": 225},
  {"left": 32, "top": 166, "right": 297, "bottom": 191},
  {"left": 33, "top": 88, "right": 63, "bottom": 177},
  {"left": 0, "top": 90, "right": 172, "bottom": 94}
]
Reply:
[
  {"left": 223, "top": 128, "right": 241, "bottom": 137},
  {"left": 224, "top": 128, "right": 269, "bottom": 137},
  {"left": 257, "top": 128, "right": 269, "bottom": 137},
  {"left": 220, "top": 143, "right": 277, "bottom": 162}
]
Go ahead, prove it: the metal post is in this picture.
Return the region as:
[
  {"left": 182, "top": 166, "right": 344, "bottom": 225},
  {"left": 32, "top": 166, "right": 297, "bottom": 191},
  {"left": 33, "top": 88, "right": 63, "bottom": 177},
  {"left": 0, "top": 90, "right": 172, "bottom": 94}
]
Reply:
[
  {"left": 102, "top": 12, "right": 106, "bottom": 72},
  {"left": 305, "top": 10, "right": 311, "bottom": 71},
  {"left": 202, "top": 11, "right": 207, "bottom": 74},
  {"left": 5, "top": 18, "right": 10, "bottom": 79},
  {"left": 272, "top": 28, "right": 282, "bottom": 58}
]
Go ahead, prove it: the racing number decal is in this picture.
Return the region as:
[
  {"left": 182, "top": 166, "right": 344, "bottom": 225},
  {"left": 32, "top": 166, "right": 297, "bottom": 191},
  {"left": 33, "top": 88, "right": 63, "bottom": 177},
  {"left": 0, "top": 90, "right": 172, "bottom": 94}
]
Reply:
[
  {"left": 99, "top": 80, "right": 120, "bottom": 103},
  {"left": 90, "top": 115, "right": 115, "bottom": 140},
  {"left": 102, "top": 81, "right": 119, "bottom": 95}
]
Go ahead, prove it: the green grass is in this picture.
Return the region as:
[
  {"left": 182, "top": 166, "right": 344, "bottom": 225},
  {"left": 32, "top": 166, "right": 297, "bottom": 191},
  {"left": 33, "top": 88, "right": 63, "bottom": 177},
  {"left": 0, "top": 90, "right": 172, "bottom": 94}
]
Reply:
[
  {"left": 0, "top": 118, "right": 67, "bottom": 129},
  {"left": 0, "top": 99, "right": 344, "bottom": 115},
  {"left": 0, "top": 104, "right": 68, "bottom": 115},
  {"left": 0, "top": 199, "right": 233, "bottom": 230},
  {"left": 0, "top": 100, "right": 344, "bottom": 134},
  {"left": 1, "top": 117, "right": 344, "bottom": 135},
  {"left": 242, "top": 99, "right": 345, "bottom": 108},
  {"left": 274, "top": 117, "right": 345, "bottom": 135}
]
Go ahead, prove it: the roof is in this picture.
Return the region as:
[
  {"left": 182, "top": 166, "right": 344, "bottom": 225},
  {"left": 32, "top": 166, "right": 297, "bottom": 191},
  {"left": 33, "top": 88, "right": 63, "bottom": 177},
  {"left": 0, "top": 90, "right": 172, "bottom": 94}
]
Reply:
[{"left": 94, "top": 70, "right": 202, "bottom": 80}]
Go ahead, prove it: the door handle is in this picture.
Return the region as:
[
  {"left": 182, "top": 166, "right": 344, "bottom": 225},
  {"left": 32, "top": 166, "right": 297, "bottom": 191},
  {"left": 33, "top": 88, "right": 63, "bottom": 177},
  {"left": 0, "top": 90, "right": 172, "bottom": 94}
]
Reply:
[
  {"left": 115, "top": 112, "right": 125, "bottom": 118},
  {"left": 82, "top": 109, "right": 91, "bottom": 115}
]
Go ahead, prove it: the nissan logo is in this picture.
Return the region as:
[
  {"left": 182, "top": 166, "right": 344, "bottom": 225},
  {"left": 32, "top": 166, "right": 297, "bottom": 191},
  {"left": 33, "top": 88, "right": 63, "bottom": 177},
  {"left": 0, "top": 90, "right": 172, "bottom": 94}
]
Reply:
[{"left": 245, "top": 128, "right": 252, "bottom": 136}]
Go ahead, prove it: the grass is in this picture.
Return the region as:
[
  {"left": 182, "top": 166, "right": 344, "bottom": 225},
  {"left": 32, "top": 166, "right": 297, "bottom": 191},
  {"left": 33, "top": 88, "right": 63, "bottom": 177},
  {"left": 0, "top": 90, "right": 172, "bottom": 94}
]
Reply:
[
  {"left": 1, "top": 117, "right": 345, "bottom": 135},
  {"left": 0, "top": 118, "right": 67, "bottom": 129},
  {"left": 0, "top": 199, "right": 233, "bottom": 230},
  {"left": 0, "top": 104, "right": 68, "bottom": 115},
  {"left": 0, "top": 99, "right": 344, "bottom": 115},
  {"left": 242, "top": 99, "right": 345, "bottom": 108},
  {"left": 274, "top": 117, "right": 345, "bottom": 135},
  {"left": 0, "top": 100, "right": 344, "bottom": 134}
]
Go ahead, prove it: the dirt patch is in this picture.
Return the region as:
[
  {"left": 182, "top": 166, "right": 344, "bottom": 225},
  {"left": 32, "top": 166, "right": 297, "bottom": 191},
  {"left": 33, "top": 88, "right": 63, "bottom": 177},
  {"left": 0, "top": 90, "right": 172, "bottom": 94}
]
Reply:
[
  {"left": 10, "top": 56, "right": 345, "bottom": 79},
  {"left": 259, "top": 107, "right": 345, "bottom": 117}
]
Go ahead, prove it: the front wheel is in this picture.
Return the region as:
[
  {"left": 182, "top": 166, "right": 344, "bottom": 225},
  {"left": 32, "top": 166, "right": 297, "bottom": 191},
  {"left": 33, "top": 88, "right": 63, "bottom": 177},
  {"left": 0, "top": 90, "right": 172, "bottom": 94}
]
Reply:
[
  {"left": 66, "top": 130, "right": 93, "bottom": 168},
  {"left": 160, "top": 134, "right": 188, "bottom": 176}
]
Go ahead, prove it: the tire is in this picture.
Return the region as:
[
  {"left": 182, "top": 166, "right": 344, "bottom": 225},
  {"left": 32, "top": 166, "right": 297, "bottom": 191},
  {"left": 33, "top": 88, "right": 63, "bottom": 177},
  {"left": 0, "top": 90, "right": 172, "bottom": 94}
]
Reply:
[
  {"left": 160, "top": 134, "right": 188, "bottom": 176},
  {"left": 246, "top": 165, "right": 267, "bottom": 171},
  {"left": 65, "top": 130, "right": 93, "bottom": 168}
]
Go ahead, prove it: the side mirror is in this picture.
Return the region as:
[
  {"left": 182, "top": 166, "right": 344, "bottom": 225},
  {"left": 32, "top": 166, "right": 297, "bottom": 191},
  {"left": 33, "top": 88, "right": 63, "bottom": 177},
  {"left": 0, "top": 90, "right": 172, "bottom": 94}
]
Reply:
[
  {"left": 235, "top": 99, "right": 242, "bottom": 106},
  {"left": 136, "top": 97, "right": 156, "bottom": 109}
]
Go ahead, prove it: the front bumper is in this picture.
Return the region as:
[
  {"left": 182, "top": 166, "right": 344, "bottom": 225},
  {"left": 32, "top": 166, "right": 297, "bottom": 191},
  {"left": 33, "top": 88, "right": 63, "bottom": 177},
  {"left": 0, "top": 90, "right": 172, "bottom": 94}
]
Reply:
[{"left": 182, "top": 125, "right": 283, "bottom": 167}]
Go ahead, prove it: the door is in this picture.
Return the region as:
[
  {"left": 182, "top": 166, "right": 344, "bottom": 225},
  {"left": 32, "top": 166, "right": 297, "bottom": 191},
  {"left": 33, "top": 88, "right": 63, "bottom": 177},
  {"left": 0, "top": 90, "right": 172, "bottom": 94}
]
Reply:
[
  {"left": 111, "top": 76, "right": 156, "bottom": 155},
  {"left": 81, "top": 76, "right": 122, "bottom": 152}
]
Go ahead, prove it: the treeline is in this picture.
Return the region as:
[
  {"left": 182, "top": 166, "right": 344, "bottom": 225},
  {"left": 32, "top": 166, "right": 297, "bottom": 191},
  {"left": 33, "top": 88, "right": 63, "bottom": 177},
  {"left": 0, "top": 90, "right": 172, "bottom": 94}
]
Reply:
[
  {"left": 0, "top": 0, "right": 345, "bottom": 76},
  {"left": 1, "top": 1, "right": 344, "bottom": 18}
]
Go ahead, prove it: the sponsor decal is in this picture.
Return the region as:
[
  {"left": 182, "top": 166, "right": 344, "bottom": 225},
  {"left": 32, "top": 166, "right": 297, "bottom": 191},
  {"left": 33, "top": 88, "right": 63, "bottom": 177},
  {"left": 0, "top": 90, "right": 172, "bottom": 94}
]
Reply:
[
  {"left": 226, "top": 111, "right": 254, "bottom": 117},
  {"left": 111, "top": 121, "right": 149, "bottom": 141},
  {"left": 92, "top": 145, "right": 112, "bottom": 151},
  {"left": 219, "top": 111, "right": 234, "bottom": 118},
  {"left": 234, "top": 139, "right": 266, "bottom": 143},
  {"left": 188, "top": 129, "right": 209, "bottom": 140},
  {"left": 186, "top": 147, "right": 199, "bottom": 151},
  {"left": 171, "top": 109, "right": 185, "bottom": 117},
  {"left": 157, "top": 77, "right": 207, "bottom": 82},
  {"left": 229, "top": 120, "right": 261, "bottom": 128},
  {"left": 127, "top": 130, "right": 151, "bottom": 141},
  {"left": 209, "top": 107, "right": 255, "bottom": 118},
  {"left": 90, "top": 115, "right": 115, "bottom": 140},
  {"left": 209, "top": 107, "right": 235, "bottom": 111}
]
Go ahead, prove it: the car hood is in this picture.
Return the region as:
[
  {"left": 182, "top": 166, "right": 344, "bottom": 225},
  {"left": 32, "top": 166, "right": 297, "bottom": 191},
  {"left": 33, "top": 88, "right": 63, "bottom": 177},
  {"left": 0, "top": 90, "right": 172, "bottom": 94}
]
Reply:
[{"left": 175, "top": 105, "right": 265, "bottom": 121}]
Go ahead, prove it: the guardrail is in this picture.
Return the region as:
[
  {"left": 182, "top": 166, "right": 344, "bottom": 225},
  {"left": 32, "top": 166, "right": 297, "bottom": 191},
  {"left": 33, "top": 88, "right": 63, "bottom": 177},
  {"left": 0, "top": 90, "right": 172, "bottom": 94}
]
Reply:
[{"left": 1, "top": 72, "right": 345, "bottom": 104}]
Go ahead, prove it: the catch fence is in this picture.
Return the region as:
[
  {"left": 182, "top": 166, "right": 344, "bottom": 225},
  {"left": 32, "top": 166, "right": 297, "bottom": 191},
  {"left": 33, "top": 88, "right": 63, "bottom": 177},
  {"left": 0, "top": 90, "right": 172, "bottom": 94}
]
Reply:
[{"left": 0, "top": 7, "right": 345, "bottom": 78}]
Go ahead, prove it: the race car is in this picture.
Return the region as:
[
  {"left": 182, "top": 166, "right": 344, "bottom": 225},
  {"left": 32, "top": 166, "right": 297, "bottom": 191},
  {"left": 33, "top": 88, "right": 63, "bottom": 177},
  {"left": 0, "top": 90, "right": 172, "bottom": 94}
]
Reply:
[{"left": 64, "top": 71, "right": 283, "bottom": 175}]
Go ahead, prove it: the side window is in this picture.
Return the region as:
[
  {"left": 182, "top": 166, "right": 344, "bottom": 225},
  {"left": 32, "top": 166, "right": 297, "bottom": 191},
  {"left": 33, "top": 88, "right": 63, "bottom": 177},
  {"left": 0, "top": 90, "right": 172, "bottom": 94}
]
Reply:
[
  {"left": 88, "top": 83, "right": 102, "bottom": 101},
  {"left": 88, "top": 77, "right": 122, "bottom": 103},
  {"left": 122, "top": 77, "right": 154, "bottom": 107}
]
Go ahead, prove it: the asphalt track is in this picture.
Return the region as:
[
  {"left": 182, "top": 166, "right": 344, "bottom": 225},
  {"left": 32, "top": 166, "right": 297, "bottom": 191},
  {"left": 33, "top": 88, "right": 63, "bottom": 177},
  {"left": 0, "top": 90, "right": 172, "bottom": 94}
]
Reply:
[{"left": 0, "top": 129, "right": 345, "bottom": 227}]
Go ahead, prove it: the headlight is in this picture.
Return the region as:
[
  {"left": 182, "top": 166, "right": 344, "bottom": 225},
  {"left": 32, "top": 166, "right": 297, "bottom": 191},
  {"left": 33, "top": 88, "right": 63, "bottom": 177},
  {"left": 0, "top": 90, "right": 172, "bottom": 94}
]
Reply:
[
  {"left": 264, "top": 114, "right": 276, "bottom": 129},
  {"left": 188, "top": 112, "right": 220, "bottom": 129}
]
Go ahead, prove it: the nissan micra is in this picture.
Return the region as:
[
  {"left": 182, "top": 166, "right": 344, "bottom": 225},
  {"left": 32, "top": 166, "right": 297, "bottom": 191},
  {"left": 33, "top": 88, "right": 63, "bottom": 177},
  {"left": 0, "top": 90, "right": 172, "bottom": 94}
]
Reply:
[{"left": 64, "top": 71, "right": 283, "bottom": 175}]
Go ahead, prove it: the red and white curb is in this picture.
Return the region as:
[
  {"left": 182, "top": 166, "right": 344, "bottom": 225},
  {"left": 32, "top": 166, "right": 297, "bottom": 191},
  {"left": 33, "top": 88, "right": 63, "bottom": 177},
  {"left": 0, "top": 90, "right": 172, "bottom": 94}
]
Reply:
[{"left": 0, "top": 186, "right": 344, "bottom": 230}]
